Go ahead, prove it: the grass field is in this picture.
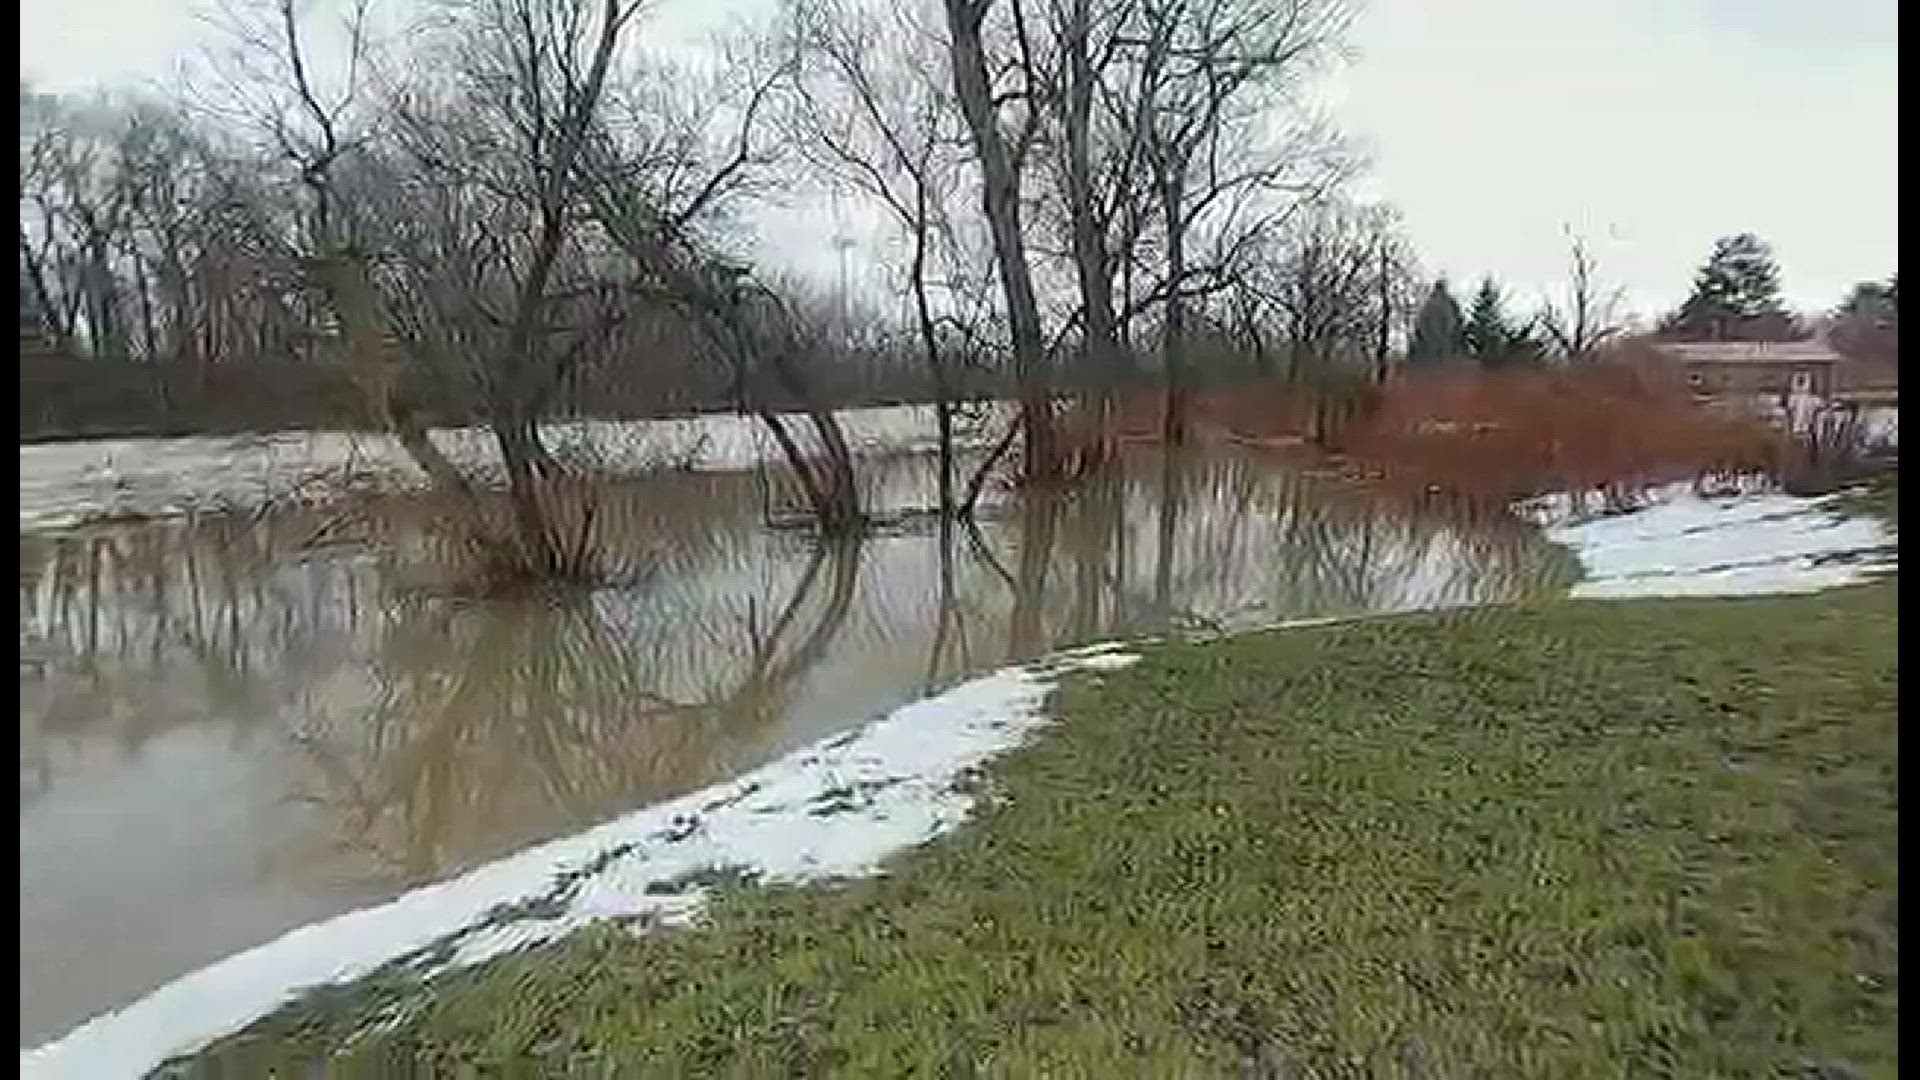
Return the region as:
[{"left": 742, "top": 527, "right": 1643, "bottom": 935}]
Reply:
[{"left": 174, "top": 573, "right": 1899, "bottom": 1078}]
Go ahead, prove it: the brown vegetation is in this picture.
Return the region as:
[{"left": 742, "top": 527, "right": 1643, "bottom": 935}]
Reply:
[
  {"left": 1104, "top": 352, "right": 1790, "bottom": 511},
  {"left": 1343, "top": 360, "right": 1781, "bottom": 510}
]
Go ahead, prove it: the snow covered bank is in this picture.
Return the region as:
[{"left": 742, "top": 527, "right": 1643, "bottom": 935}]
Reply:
[
  {"left": 1537, "top": 482, "right": 1896, "bottom": 598},
  {"left": 20, "top": 642, "right": 1136, "bottom": 1080},
  {"left": 18, "top": 405, "right": 1007, "bottom": 533}
]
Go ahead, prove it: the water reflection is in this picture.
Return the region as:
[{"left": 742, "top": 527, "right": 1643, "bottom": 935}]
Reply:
[
  {"left": 17, "top": 447, "right": 1570, "bottom": 1043},
  {"left": 295, "top": 536, "right": 865, "bottom": 884}
]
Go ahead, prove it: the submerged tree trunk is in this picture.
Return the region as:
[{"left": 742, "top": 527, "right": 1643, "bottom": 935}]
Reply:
[
  {"left": 319, "top": 253, "right": 475, "bottom": 501},
  {"left": 960, "top": 410, "right": 1022, "bottom": 518},
  {"left": 1060, "top": 0, "right": 1123, "bottom": 473},
  {"left": 1152, "top": 446, "right": 1186, "bottom": 628},
  {"left": 764, "top": 346, "right": 862, "bottom": 533},
  {"left": 936, "top": 399, "right": 956, "bottom": 518},
  {"left": 1008, "top": 492, "right": 1060, "bottom": 659},
  {"left": 924, "top": 516, "right": 962, "bottom": 689},
  {"left": 1160, "top": 175, "right": 1190, "bottom": 447},
  {"left": 600, "top": 222, "right": 863, "bottom": 534},
  {"left": 945, "top": 0, "right": 1054, "bottom": 483},
  {"left": 908, "top": 184, "right": 957, "bottom": 518},
  {"left": 492, "top": 407, "right": 558, "bottom": 575}
]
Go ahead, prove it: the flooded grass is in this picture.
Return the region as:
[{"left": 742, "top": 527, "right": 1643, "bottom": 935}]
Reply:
[{"left": 172, "top": 579, "right": 1897, "bottom": 1077}]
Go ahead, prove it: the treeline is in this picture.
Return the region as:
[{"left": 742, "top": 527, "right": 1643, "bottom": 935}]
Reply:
[
  {"left": 16, "top": 0, "right": 1413, "bottom": 454},
  {"left": 16, "top": 0, "right": 1895, "bottom": 578}
]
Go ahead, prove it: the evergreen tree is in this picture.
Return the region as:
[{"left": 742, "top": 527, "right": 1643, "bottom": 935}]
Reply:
[
  {"left": 1408, "top": 279, "right": 1465, "bottom": 362},
  {"left": 1662, "top": 233, "right": 1789, "bottom": 340},
  {"left": 1838, "top": 278, "right": 1897, "bottom": 324},
  {"left": 1830, "top": 275, "right": 1899, "bottom": 362},
  {"left": 1462, "top": 277, "right": 1539, "bottom": 367},
  {"left": 1462, "top": 277, "right": 1509, "bottom": 360}
]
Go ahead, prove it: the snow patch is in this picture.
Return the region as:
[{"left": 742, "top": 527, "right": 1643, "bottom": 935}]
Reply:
[
  {"left": 19, "top": 405, "right": 1010, "bottom": 533},
  {"left": 19, "top": 642, "right": 1137, "bottom": 1080},
  {"left": 1543, "top": 483, "right": 1895, "bottom": 598}
]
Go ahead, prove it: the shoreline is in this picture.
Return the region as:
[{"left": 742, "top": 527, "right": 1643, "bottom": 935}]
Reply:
[{"left": 23, "top": 475, "right": 1898, "bottom": 1076}]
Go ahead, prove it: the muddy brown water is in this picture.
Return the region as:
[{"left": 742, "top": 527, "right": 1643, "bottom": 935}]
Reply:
[{"left": 17, "top": 447, "right": 1574, "bottom": 1046}]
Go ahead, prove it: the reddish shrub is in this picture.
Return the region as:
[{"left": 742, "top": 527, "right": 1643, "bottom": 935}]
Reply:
[
  {"left": 1342, "top": 359, "right": 1781, "bottom": 509},
  {"left": 1094, "top": 351, "right": 1780, "bottom": 508}
]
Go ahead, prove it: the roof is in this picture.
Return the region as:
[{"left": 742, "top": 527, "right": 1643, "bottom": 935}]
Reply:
[{"left": 1654, "top": 340, "right": 1843, "bottom": 365}]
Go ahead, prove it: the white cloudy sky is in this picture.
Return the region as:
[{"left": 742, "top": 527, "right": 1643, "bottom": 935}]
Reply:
[{"left": 23, "top": 0, "right": 1897, "bottom": 319}]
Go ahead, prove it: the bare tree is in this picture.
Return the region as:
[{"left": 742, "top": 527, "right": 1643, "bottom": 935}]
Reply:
[
  {"left": 1038, "top": 0, "right": 1141, "bottom": 461},
  {"left": 194, "top": 0, "right": 663, "bottom": 574},
  {"left": 1110, "top": 0, "right": 1352, "bottom": 442},
  {"left": 1364, "top": 203, "right": 1418, "bottom": 383},
  {"left": 942, "top": 0, "right": 1059, "bottom": 481},
  {"left": 191, "top": 0, "right": 482, "bottom": 502},
  {"left": 407, "top": 0, "right": 649, "bottom": 572},
  {"left": 20, "top": 93, "right": 140, "bottom": 360},
  {"left": 787, "top": 0, "right": 973, "bottom": 516},
  {"left": 575, "top": 34, "right": 868, "bottom": 534},
  {"left": 19, "top": 89, "right": 84, "bottom": 349},
  {"left": 1539, "top": 225, "right": 1625, "bottom": 363}
]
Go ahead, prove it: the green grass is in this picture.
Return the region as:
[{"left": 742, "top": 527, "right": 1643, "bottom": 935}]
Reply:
[{"left": 176, "top": 582, "right": 1898, "bottom": 1078}]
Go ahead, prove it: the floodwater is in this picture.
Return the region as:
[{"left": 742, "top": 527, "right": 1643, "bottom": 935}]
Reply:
[{"left": 18, "top": 446, "right": 1574, "bottom": 1047}]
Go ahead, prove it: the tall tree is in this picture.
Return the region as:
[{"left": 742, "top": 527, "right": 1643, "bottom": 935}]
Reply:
[
  {"left": 1117, "top": 0, "right": 1353, "bottom": 444},
  {"left": 942, "top": 0, "right": 1056, "bottom": 479},
  {"left": 1365, "top": 205, "right": 1418, "bottom": 382},
  {"left": 1271, "top": 197, "right": 1376, "bottom": 378},
  {"left": 786, "top": 0, "right": 971, "bottom": 516},
  {"left": 1407, "top": 279, "right": 1463, "bottom": 362},
  {"left": 1539, "top": 226, "right": 1623, "bottom": 362},
  {"left": 1662, "top": 232, "right": 1791, "bottom": 341}
]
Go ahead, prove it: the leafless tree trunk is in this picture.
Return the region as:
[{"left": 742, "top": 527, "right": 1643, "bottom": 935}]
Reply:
[
  {"left": 1159, "top": 170, "right": 1191, "bottom": 443},
  {"left": 788, "top": 0, "right": 967, "bottom": 516},
  {"left": 1540, "top": 226, "right": 1624, "bottom": 363},
  {"left": 1105, "top": 0, "right": 1353, "bottom": 443},
  {"left": 580, "top": 32, "right": 865, "bottom": 534},
  {"left": 1008, "top": 491, "right": 1060, "bottom": 656},
  {"left": 944, "top": 0, "right": 1057, "bottom": 482},
  {"left": 1052, "top": 0, "right": 1129, "bottom": 467},
  {"left": 251, "top": 0, "right": 479, "bottom": 505},
  {"left": 475, "top": 0, "right": 644, "bottom": 574}
]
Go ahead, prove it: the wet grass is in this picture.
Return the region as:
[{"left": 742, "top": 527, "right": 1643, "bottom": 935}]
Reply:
[{"left": 173, "top": 579, "right": 1898, "bottom": 1078}]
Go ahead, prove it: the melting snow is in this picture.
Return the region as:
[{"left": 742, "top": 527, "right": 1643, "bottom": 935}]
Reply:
[
  {"left": 18, "top": 405, "right": 1008, "bottom": 533},
  {"left": 1540, "top": 482, "right": 1896, "bottom": 598}
]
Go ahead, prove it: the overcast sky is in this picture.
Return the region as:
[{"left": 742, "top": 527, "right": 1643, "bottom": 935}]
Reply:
[{"left": 23, "top": 0, "right": 1898, "bottom": 319}]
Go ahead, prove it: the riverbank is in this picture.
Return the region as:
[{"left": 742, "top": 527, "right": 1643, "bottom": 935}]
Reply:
[
  {"left": 24, "top": 474, "right": 1896, "bottom": 1076},
  {"left": 168, "top": 577, "right": 1898, "bottom": 1077},
  {"left": 16, "top": 405, "right": 1012, "bottom": 532}
]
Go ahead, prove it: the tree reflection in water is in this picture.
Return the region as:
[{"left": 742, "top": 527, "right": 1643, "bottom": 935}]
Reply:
[
  {"left": 20, "top": 449, "right": 1574, "bottom": 885},
  {"left": 293, "top": 533, "right": 865, "bottom": 884}
]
